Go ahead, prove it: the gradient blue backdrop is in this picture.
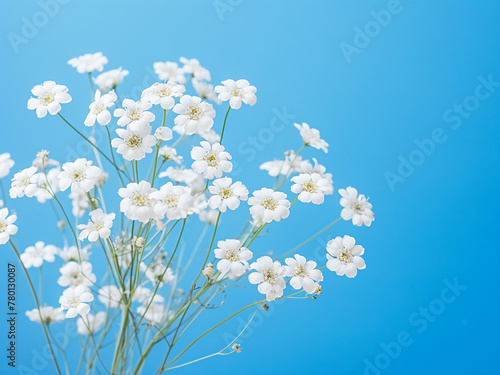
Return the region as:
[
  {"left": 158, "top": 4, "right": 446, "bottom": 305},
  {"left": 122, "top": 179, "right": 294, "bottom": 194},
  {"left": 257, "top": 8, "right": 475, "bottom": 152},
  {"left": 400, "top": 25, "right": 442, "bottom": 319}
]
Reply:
[{"left": 1, "top": 1, "right": 499, "bottom": 374}]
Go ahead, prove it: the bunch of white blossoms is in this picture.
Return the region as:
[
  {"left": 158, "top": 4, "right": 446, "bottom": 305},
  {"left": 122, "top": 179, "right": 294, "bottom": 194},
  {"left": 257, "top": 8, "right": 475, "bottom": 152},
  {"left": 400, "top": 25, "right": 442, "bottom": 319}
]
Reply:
[{"left": 0, "top": 52, "right": 375, "bottom": 374}]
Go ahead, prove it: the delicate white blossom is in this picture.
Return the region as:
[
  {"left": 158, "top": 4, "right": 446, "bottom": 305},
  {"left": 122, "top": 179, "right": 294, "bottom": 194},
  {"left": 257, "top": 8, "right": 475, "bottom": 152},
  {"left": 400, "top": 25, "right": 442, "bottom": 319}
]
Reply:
[
  {"left": 111, "top": 125, "right": 157, "bottom": 161},
  {"left": 215, "top": 239, "right": 253, "bottom": 279},
  {"left": 78, "top": 209, "right": 115, "bottom": 242},
  {"left": 20, "top": 241, "right": 58, "bottom": 268},
  {"left": 159, "top": 146, "right": 182, "bottom": 164},
  {"left": 180, "top": 57, "right": 211, "bottom": 81},
  {"left": 151, "top": 182, "right": 193, "bottom": 220},
  {"left": 26, "top": 306, "right": 65, "bottom": 324},
  {"left": 303, "top": 158, "right": 334, "bottom": 195},
  {"left": 208, "top": 177, "right": 248, "bottom": 212},
  {"left": 68, "top": 52, "right": 108, "bottom": 73},
  {"left": 154, "top": 61, "right": 186, "bottom": 83},
  {"left": 155, "top": 127, "right": 173, "bottom": 141},
  {"left": 214, "top": 79, "right": 257, "bottom": 109},
  {"left": 85, "top": 89, "right": 117, "bottom": 126},
  {"left": 59, "top": 285, "right": 94, "bottom": 318},
  {"left": 118, "top": 181, "right": 158, "bottom": 223},
  {"left": 77, "top": 312, "right": 106, "bottom": 335},
  {"left": 173, "top": 95, "right": 216, "bottom": 135},
  {"left": 58, "top": 261, "right": 96, "bottom": 287},
  {"left": 59, "top": 245, "right": 91, "bottom": 262},
  {"left": 326, "top": 235, "right": 366, "bottom": 278},
  {"left": 59, "top": 158, "right": 101, "bottom": 193},
  {"left": 0, "top": 153, "right": 15, "bottom": 179},
  {"left": 27, "top": 81, "right": 71, "bottom": 118},
  {"left": 10, "top": 167, "right": 38, "bottom": 198},
  {"left": 191, "top": 141, "right": 232, "bottom": 179},
  {"left": 114, "top": 99, "right": 155, "bottom": 131},
  {"left": 136, "top": 303, "right": 167, "bottom": 325},
  {"left": 248, "top": 256, "right": 286, "bottom": 301},
  {"left": 291, "top": 173, "right": 331, "bottom": 204},
  {"left": 140, "top": 262, "right": 175, "bottom": 287},
  {"left": 98, "top": 285, "right": 122, "bottom": 308},
  {"left": 0, "top": 208, "right": 17, "bottom": 245},
  {"left": 339, "top": 187, "right": 374, "bottom": 227},
  {"left": 93, "top": 68, "right": 129, "bottom": 92},
  {"left": 260, "top": 150, "right": 311, "bottom": 177},
  {"left": 284, "top": 254, "right": 323, "bottom": 293},
  {"left": 192, "top": 79, "right": 221, "bottom": 104},
  {"left": 248, "top": 188, "right": 290, "bottom": 223},
  {"left": 294, "top": 122, "right": 328, "bottom": 153},
  {"left": 142, "top": 82, "right": 185, "bottom": 109}
]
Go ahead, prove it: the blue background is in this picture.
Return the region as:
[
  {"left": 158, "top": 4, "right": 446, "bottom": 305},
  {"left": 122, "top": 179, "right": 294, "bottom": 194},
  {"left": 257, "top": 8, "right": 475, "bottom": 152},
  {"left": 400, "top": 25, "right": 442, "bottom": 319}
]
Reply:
[{"left": 1, "top": 1, "right": 499, "bottom": 374}]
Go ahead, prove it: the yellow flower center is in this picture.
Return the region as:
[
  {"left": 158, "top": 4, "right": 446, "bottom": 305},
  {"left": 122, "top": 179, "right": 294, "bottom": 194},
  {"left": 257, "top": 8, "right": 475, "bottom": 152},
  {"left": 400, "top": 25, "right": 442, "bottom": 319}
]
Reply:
[
  {"left": 261, "top": 197, "right": 278, "bottom": 211},
  {"left": 203, "top": 152, "right": 220, "bottom": 167},
  {"left": 125, "top": 134, "right": 143, "bottom": 149},
  {"left": 132, "top": 192, "right": 150, "bottom": 207},
  {"left": 302, "top": 180, "right": 317, "bottom": 193},
  {"left": 338, "top": 248, "right": 353, "bottom": 264},
  {"left": 186, "top": 105, "right": 203, "bottom": 120},
  {"left": 219, "top": 187, "right": 233, "bottom": 199}
]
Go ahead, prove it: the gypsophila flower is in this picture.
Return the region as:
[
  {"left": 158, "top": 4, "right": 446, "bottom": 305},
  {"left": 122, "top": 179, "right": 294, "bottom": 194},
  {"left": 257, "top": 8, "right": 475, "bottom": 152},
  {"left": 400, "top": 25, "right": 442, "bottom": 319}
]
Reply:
[
  {"left": 26, "top": 306, "right": 65, "bottom": 324},
  {"left": 59, "top": 245, "right": 91, "bottom": 262},
  {"left": 154, "top": 61, "right": 186, "bottom": 83},
  {"left": 151, "top": 182, "right": 193, "bottom": 220},
  {"left": 284, "top": 254, "right": 323, "bottom": 293},
  {"left": 118, "top": 181, "right": 159, "bottom": 223},
  {"left": 0, "top": 208, "right": 17, "bottom": 245},
  {"left": 326, "top": 235, "right": 366, "bottom": 278},
  {"left": 155, "top": 127, "right": 173, "bottom": 141},
  {"left": 159, "top": 146, "right": 182, "bottom": 164},
  {"left": 173, "top": 95, "right": 216, "bottom": 135},
  {"left": 339, "top": 187, "right": 374, "bottom": 227},
  {"left": 291, "top": 173, "right": 331, "bottom": 204},
  {"left": 248, "top": 188, "right": 290, "bottom": 223},
  {"left": 260, "top": 150, "right": 311, "bottom": 177},
  {"left": 136, "top": 303, "right": 167, "bottom": 325},
  {"left": 27, "top": 81, "right": 71, "bottom": 118},
  {"left": 192, "top": 79, "right": 221, "bottom": 104},
  {"left": 85, "top": 89, "right": 117, "bottom": 126},
  {"left": 68, "top": 52, "right": 108, "bottom": 73},
  {"left": 78, "top": 209, "right": 115, "bottom": 242},
  {"left": 33, "top": 167, "right": 61, "bottom": 204},
  {"left": 191, "top": 141, "right": 232, "bottom": 179},
  {"left": 303, "top": 158, "right": 334, "bottom": 195},
  {"left": 248, "top": 256, "right": 286, "bottom": 301},
  {"left": 93, "top": 67, "right": 129, "bottom": 92},
  {"left": 215, "top": 239, "right": 253, "bottom": 279},
  {"left": 59, "top": 285, "right": 94, "bottom": 318},
  {"left": 77, "top": 312, "right": 106, "bottom": 335},
  {"left": 9, "top": 167, "right": 38, "bottom": 198},
  {"left": 98, "top": 285, "right": 122, "bottom": 308},
  {"left": 20, "top": 241, "right": 58, "bottom": 268},
  {"left": 180, "top": 57, "right": 211, "bottom": 81},
  {"left": 32, "top": 150, "right": 58, "bottom": 169},
  {"left": 142, "top": 82, "right": 185, "bottom": 110},
  {"left": 214, "top": 79, "right": 257, "bottom": 109},
  {"left": 159, "top": 166, "right": 206, "bottom": 194},
  {"left": 203, "top": 263, "right": 215, "bottom": 277},
  {"left": 114, "top": 99, "right": 155, "bottom": 131},
  {"left": 294, "top": 122, "right": 328, "bottom": 153},
  {"left": 59, "top": 158, "right": 102, "bottom": 193},
  {"left": 112, "top": 125, "right": 157, "bottom": 161},
  {"left": 208, "top": 177, "right": 248, "bottom": 212},
  {"left": 133, "top": 287, "right": 165, "bottom": 305},
  {"left": 140, "top": 262, "right": 175, "bottom": 287},
  {"left": 58, "top": 261, "right": 96, "bottom": 287},
  {"left": 0, "top": 153, "right": 15, "bottom": 179}
]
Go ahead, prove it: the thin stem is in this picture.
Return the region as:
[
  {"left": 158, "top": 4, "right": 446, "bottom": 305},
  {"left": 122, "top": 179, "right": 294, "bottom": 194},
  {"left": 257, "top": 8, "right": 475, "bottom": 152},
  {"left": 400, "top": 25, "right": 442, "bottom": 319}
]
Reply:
[
  {"left": 219, "top": 105, "right": 231, "bottom": 143},
  {"left": 151, "top": 109, "right": 166, "bottom": 188},
  {"left": 105, "top": 126, "right": 125, "bottom": 186},
  {"left": 194, "top": 211, "right": 221, "bottom": 283}
]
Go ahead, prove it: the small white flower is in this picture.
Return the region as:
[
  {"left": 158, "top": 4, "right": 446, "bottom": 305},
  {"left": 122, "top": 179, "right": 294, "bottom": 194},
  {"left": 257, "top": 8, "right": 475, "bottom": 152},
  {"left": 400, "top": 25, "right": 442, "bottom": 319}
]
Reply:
[
  {"left": 284, "top": 254, "right": 323, "bottom": 293},
  {"left": 136, "top": 303, "right": 167, "bottom": 325},
  {"left": 26, "top": 306, "right": 65, "bottom": 324},
  {"left": 33, "top": 167, "right": 61, "bottom": 204},
  {"left": 118, "top": 181, "right": 159, "bottom": 223},
  {"left": 259, "top": 150, "right": 311, "bottom": 177},
  {"left": 142, "top": 81, "right": 185, "bottom": 110},
  {"left": 326, "top": 235, "right": 366, "bottom": 278},
  {"left": 59, "top": 285, "right": 94, "bottom": 319},
  {"left": 208, "top": 177, "right": 248, "bottom": 212},
  {"left": 78, "top": 209, "right": 115, "bottom": 242},
  {"left": 93, "top": 68, "right": 129, "bottom": 92},
  {"left": 9, "top": 167, "right": 38, "bottom": 198},
  {"left": 70, "top": 190, "right": 89, "bottom": 218},
  {"left": 294, "top": 122, "right": 329, "bottom": 153},
  {"left": 248, "top": 188, "right": 290, "bottom": 223},
  {"left": 0, "top": 153, "right": 15, "bottom": 179},
  {"left": 153, "top": 61, "right": 186, "bottom": 83},
  {"left": 32, "top": 150, "right": 58, "bottom": 170},
  {"left": 85, "top": 89, "right": 117, "bottom": 126},
  {"left": 159, "top": 146, "right": 182, "bottom": 164},
  {"left": 0, "top": 208, "right": 17, "bottom": 245},
  {"left": 303, "top": 158, "right": 334, "bottom": 195},
  {"left": 77, "top": 312, "right": 106, "bottom": 335},
  {"left": 59, "top": 158, "right": 102, "bottom": 193},
  {"left": 133, "top": 287, "right": 165, "bottom": 305},
  {"left": 192, "top": 79, "right": 221, "bottom": 104},
  {"left": 159, "top": 167, "right": 206, "bottom": 194},
  {"left": 155, "top": 127, "right": 173, "bottom": 141},
  {"left": 114, "top": 99, "right": 155, "bottom": 131},
  {"left": 140, "top": 262, "right": 175, "bottom": 287},
  {"left": 27, "top": 81, "right": 72, "bottom": 118},
  {"left": 20, "top": 241, "right": 58, "bottom": 268},
  {"left": 150, "top": 182, "right": 193, "bottom": 220},
  {"left": 59, "top": 245, "right": 91, "bottom": 262},
  {"left": 68, "top": 52, "right": 108, "bottom": 74},
  {"left": 199, "top": 128, "right": 221, "bottom": 144},
  {"left": 215, "top": 239, "right": 253, "bottom": 279},
  {"left": 111, "top": 125, "right": 157, "bottom": 161},
  {"left": 199, "top": 209, "right": 219, "bottom": 225},
  {"left": 98, "top": 285, "right": 122, "bottom": 308},
  {"left": 291, "top": 173, "right": 331, "bottom": 204},
  {"left": 214, "top": 79, "right": 257, "bottom": 109},
  {"left": 173, "top": 95, "right": 216, "bottom": 135},
  {"left": 180, "top": 57, "right": 211, "bottom": 81},
  {"left": 339, "top": 187, "right": 374, "bottom": 227},
  {"left": 191, "top": 141, "right": 232, "bottom": 179},
  {"left": 248, "top": 256, "right": 286, "bottom": 301},
  {"left": 58, "top": 261, "right": 96, "bottom": 287}
]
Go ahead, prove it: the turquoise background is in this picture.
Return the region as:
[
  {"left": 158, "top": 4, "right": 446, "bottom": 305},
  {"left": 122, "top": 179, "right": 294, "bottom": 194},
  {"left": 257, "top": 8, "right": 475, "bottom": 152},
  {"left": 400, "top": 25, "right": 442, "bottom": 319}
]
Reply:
[{"left": 1, "top": 0, "right": 499, "bottom": 374}]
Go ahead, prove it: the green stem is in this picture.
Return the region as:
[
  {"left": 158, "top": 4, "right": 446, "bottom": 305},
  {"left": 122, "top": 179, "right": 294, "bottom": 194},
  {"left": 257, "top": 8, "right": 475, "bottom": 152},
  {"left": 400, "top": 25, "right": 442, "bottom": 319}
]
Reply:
[
  {"left": 151, "top": 109, "right": 167, "bottom": 188},
  {"left": 219, "top": 106, "right": 231, "bottom": 143}
]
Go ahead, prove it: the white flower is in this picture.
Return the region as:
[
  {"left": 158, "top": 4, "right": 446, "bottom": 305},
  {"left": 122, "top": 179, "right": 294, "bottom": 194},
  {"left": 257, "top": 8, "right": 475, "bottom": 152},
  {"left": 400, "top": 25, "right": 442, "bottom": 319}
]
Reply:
[
  {"left": 32, "top": 150, "right": 58, "bottom": 170},
  {"left": 59, "top": 245, "right": 91, "bottom": 262},
  {"left": 173, "top": 95, "right": 216, "bottom": 135},
  {"left": 291, "top": 173, "right": 331, "bottom": 204},
  {"left": 153, "top": 61, "right": 186, "bottom": 83},
  {"left": 284, "top": 254, "right": 323, "bottom": 293},
  {"left": 248, "top": 188, "right": 290, "bottom": 223},
  {"left": 114, "top": 99, "right": 155, "bottom": 131},
  {"left": 58, "top": 261, "right": 96, "bottom": 287},
  {"left": 85, "top": 89, "right": 117, "bottom": 126},
  {"left": 199, "top": 209, "right": 219, "bottom": 225},
  {"left": 208, "top": 177, "right": 248, "bottom": 212},
  {"left": 180, "top": 57, "right": 211, "bottom": 81},
  {"left": 199, "top": 128, "right": 221, "bottom": 144},
  {"left": 78, "top": 209, "right": 115, "bottom": 242},
  {"left": 136, "top": 303, "right": 167, "bottom": 325},
  {"left": 302, "top": 158, "right": 334, "bottom": 195},
  {"left": 339, "top": 187, "right": 374, "bottom": 227},
  {"left": 59, "top": 158, "right": 101, "bottom": 193},
  {"left": 214, "top": 79, "right": 257, "bottom": 109},
  {"left": 260, "top": 150, "right": 311, "bottom": 177},
  {"left": 27, "top": 81, "right": 71, "bottom": 118},
  {"left": 155, "top": 127, "right": 173, "bottom": 141},
  {"left": 70, "top": 190, "right": 89, "bottom": 218},
  {"left": 0, "top": 208, "right": 17, "bottom": 245},
  {"left": 294, "top": 122, "right": 328, "bottom": 153},
  {"left": 118, "top": 181, "right": 159, "bottom": 223},
  {"left": 98, "top": 285, "right": 122, "bottom": 308},
  {"left": 140, "top": 262, "right": 175, "bottom": 287},
  {"left": 192, "top": 79, "right": 221, "bottom": 104},
  {"left": 68, "top": 52, "right": 108, "bottom": 74},
  {"left": 33, "top": 167, "right": 61, "bottom": 204},
  {"left": 159, "top": 146, "right": 182, "bottom": 164},
  {"left": 133, "top": 287, "right": 165, "bottom": 305},
  {"left": 77, "top": 312, "right": 106, "bottom": 335},
  {"left": 0, "top": 153, "right": 15, "bottom": 179},
  {"left": 9, "top": 167, "right": 38, "bottom": 198},
  {"left": 20, "top": 241, "right": 58, "bottom": 268},
  {"left": 191, "top": 141, "right": 232, "bottom": 179},
  {"left": 248, "top": 256, "right": 286, "bottom": 301},
  {"left": 26, "top": 306, "right": 65, "bottom": 324},
  {"left": 326, "top": 235, "right": 366, "bottom": 278},
  {"left": 59, "top": 285, "right": 94, "bottom": 318},
  {"left": 93, "top": 68, "right": 129, "bottom": 92},
  {"left": 151, "top": 182, "right": 193, "bottom": 220},
  {"left": 215, "top": 239, "right": 253, "bottom": 279},
  {"left": 111, "top": 125, "right": 157, "bottom": 161},
  {"left": 159, "top": 166, "right": 205, "bottom": 194},
  {"left": 142, "top": 82, "right": 185, "bottom": 110}
]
